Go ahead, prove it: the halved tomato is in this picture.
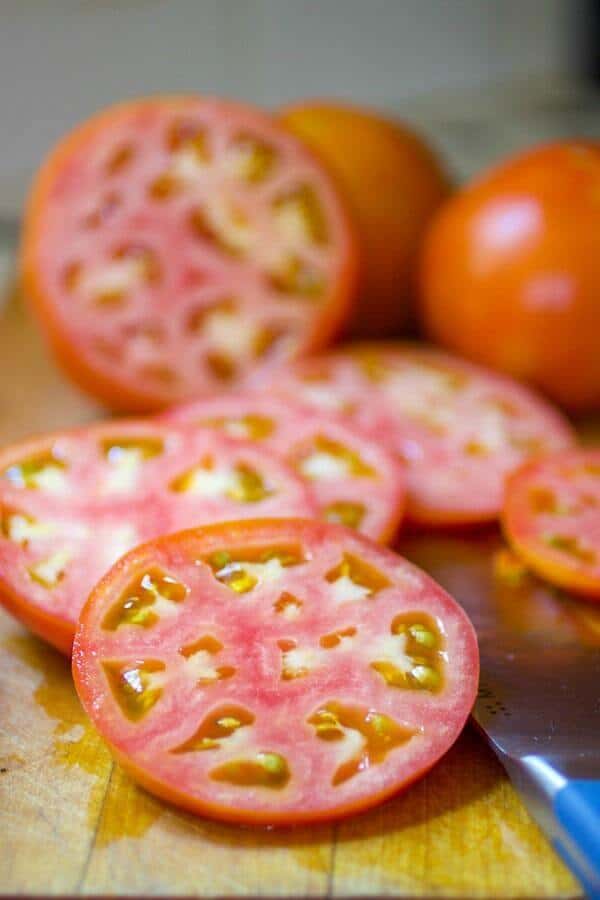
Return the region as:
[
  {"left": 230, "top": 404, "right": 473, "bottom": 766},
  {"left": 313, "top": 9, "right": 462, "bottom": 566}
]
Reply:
[
  {"left": 503, "top": 449, "right": 600, "bottom": 599},
  {"left": 21, "top": 96, "right": 358, "bottom": 412},
  {"left": 0, "top": 421, "right": 315, "bottom": 653},
  {"left": 164, "top": 391, "right": 405, "bottom": 542},
  {"left": 253, "top": 343, "right": 576, "bottom": 526},
  {"left": 72, "top": 518, "right": 479, "bottom": 825}
]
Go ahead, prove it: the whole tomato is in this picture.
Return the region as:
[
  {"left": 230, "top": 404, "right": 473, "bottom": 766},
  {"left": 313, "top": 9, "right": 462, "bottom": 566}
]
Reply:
[
  {"left": 281, "top": 101, "right": 450, "bottom": 337},
  {"left": 420, "top": 141, "right": 600, "bottom": 412}
]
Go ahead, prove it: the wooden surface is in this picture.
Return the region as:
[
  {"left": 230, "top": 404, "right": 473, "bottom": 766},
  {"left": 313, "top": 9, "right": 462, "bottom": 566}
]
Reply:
[{"left": 0, "top": 291, "right": 584, "bottom": 899}]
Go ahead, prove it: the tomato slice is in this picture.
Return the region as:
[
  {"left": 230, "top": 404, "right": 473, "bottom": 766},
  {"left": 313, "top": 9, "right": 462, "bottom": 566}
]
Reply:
[
  {"left": 164, "top": 391, "right": 405, "bottom": 542},
  {"left": 255, "top": 343, "right": 576, "bottom": 526},
  {"left": 503, "top": 449, "right": 600, "bottom": 599},
  {"left": 21, "top": 97, "right": 358, "bottom": 412},
  {"left": 0, "top": 422, "right": 315, "bottom": 653},
  {"left": 72, "top": 517, "right": 478, "bottom": 825}
]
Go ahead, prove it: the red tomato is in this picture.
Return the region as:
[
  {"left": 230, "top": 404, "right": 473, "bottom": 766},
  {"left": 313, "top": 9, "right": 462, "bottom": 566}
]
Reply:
[
  {"left": 164, "top": 391, "right": 405, "bottom": 542},
  {"left": 254, "top": 343, "right": 576, "bottom": 526},
  {"left": 280, "top": 101, "right": 450, "bottom": 337},
  {"left": 503, "top": 449, "right": 600, "bottom": 599},
  {"left": 0, "top": 422, "right": 315, "bottom": 653},
  {"left": 420, "top": 141, "right": 600, "bottom": 412},
  {"left": 72, "top": 517, "right": 479, "bottom": 825},
  {"left": 21, "top": 97, "right": 359, "bottom": 412}
]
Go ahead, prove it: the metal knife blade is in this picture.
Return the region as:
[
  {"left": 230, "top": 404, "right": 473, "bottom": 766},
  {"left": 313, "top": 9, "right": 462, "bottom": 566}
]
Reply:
[{"left": 402, "top": 531, "right": 600, "bottom": 899}]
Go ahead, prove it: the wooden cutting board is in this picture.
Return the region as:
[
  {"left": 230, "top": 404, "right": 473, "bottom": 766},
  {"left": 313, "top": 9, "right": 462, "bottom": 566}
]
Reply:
[{"left": 0, "top": 290, "right": 583, "bottom": 898}]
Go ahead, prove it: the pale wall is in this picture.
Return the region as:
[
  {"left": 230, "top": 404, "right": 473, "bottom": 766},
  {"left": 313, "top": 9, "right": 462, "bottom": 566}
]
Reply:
[{"left": 0, "top": 0, "right": 570, "bottom": 214}]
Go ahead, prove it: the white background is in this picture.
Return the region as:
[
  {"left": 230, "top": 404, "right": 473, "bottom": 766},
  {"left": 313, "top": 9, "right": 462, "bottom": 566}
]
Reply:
[{"left": 0, "top": 0, "right": 570, "bottom": 215}]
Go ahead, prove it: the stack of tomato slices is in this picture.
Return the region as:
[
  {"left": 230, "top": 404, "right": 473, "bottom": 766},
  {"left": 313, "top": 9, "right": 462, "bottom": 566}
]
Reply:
[
  {"left": 0, "top": 420, "right": 316, "bottom": 653},
  {"left": 251, "top": 343, "right": 575, "bottom": 526},
  {"left": 3, "top": 93, "right": 595, "bottom": 828}
]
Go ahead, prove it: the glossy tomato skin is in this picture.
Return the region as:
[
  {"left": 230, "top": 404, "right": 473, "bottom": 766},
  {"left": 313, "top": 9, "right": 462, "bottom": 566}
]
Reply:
[
  {"left": 503, "top": 450, "right": 600, "bottom": 599},
  {"left": 420, "top": 140, "right": 600, "bottom": 412},
  {"left": 73, "top": 517, "right": 479, "bottom": 826},
  {"left": 21, "top": 96, "right": 360, "bottom": 413},
  {"left": 281, "top": 100, "right": 450, "bottom": 338}
]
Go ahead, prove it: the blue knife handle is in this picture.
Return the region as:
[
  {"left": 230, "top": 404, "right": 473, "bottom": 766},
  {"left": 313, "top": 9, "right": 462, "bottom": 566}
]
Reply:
[
  {"left": 553, "top": 781, "right": 600, "bottom": 900},
  {"left": 498, "top": 756, "right": 600, "bottom": 899}
]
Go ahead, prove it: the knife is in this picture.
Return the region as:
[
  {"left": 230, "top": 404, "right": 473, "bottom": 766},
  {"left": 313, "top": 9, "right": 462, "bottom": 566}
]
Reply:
[{"left": 402, "top": 531, "right": 600, "bottom": 900}]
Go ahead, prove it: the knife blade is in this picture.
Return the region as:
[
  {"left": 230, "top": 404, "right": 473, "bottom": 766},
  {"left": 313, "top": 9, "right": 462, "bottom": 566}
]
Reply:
[{"left": 402, "top": 531, "right": 600, "bottom": 899}]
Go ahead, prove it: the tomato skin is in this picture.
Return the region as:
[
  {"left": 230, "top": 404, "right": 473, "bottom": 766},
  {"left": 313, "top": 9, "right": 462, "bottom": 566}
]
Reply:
[
  {"left": 74, "top": 717, "right": 443, "bottom": 828},
  {"left": 0, "top": 572, "right": 74, "bottom": 654},
  {"left": 420, "top": 140, "right": 600, "bottom": 412},
  {"left": 73, "top": 517, "right": 479, "bottom": 826},
  {"left": 21, "top": 96, "right": 360, "bottom": 413},
  {"left": 502, "top": 451, "right": 600, "bottom": 600},
  {"left": 281, "top": 100, "right": 450, "bottom": 338}
]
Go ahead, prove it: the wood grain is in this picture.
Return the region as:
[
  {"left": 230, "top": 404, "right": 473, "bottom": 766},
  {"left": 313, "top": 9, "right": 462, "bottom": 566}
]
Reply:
[{"left": 0, "top": 291, "right": 582, "bottom": 898}]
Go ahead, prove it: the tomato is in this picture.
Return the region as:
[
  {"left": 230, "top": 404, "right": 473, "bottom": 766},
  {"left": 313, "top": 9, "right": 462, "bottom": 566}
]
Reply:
[
  {"left": 255, "top": 343, "right": 576, "bottom": 526},
  {"left": 164, "top": 391, "right": 405, "bottom": 542},
  {"left": 420, "top": 140, "right": 600, "bottom": 412},
  {"left": 0, "top": 421, "right": 315, "bottom": 653},
  {"left": 503, "top": 449, "right": 600, "bottom": 599},
  {"left": 21, "top": 96, "right": 359, "bottom": 412},
  {"left": 280, "top": 100, "right": 450, "bottom": 337},
  {"left": 72, "top": 517, "right": 479, "bottom": 825}
]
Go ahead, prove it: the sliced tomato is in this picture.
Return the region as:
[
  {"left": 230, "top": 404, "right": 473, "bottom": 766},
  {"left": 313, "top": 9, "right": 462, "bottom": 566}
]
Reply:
[
  {"left": 503, "top": 449, "right": 600, "bottom": 599},
  {"left": 0, "top": 422, "right": 315, "bottom": 653},
  {"left": 72, "top": 517, "right": 479, "bottom": 825},
  {"left": 164, "top": 391, "right": 405, "bottom": 542},
  {"left": 21, "top": 96, "right": 358, "bottom": 412},
  {"left": 253, "top": 343, "right": 576, "bottom": 526}
]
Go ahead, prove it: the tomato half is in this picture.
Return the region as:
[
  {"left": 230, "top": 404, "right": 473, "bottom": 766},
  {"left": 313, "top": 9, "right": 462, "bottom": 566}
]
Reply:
[
  {"left": 254, "top": 343, "right": 576, "bottom": 526},
  {"left": 503, "top": 449, "right": 600, "bottom": 599},
  {"left": 0, "top": 422, "right": 315, "bottom": 653},
  {"left": 280, "top": 100, "right": 450, "bottom": 336},
  {"left": 72, "top": 517, "right": 479, "bottom": 825},
  {"left": 420, "top": 141, "right": 600, "bottom": 412},
  {"left": 164, "top": 391, "right": 405, "bottom": 542},
  {"left": 21, "top": 96, "right": 358, "bottom": 412}
]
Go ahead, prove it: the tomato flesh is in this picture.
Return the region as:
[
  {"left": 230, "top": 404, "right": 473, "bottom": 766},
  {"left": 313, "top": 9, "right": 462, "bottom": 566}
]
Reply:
[
  {"left": 503, "top": 449, "right": 600, "bottom": 599},
  {"left": 0, "top": 422, "right": 315, "bottom": 653},
  {"left": 73, "top": 518, "right": 479, "bottom": 825},
  {"left": 21, "top": 97, "right": 358, "bottom": 411},
  {"left": 254, "top": 343, "right": 576, "bottom": 525},
  {"left": 164, "top": 391, "right": 405, "bottom": 542}
]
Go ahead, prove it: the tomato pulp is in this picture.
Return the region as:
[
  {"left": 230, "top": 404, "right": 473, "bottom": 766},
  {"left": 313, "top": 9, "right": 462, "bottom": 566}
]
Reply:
[{"left": 164, "top": 391, "right": 405, "bottom": 542}]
